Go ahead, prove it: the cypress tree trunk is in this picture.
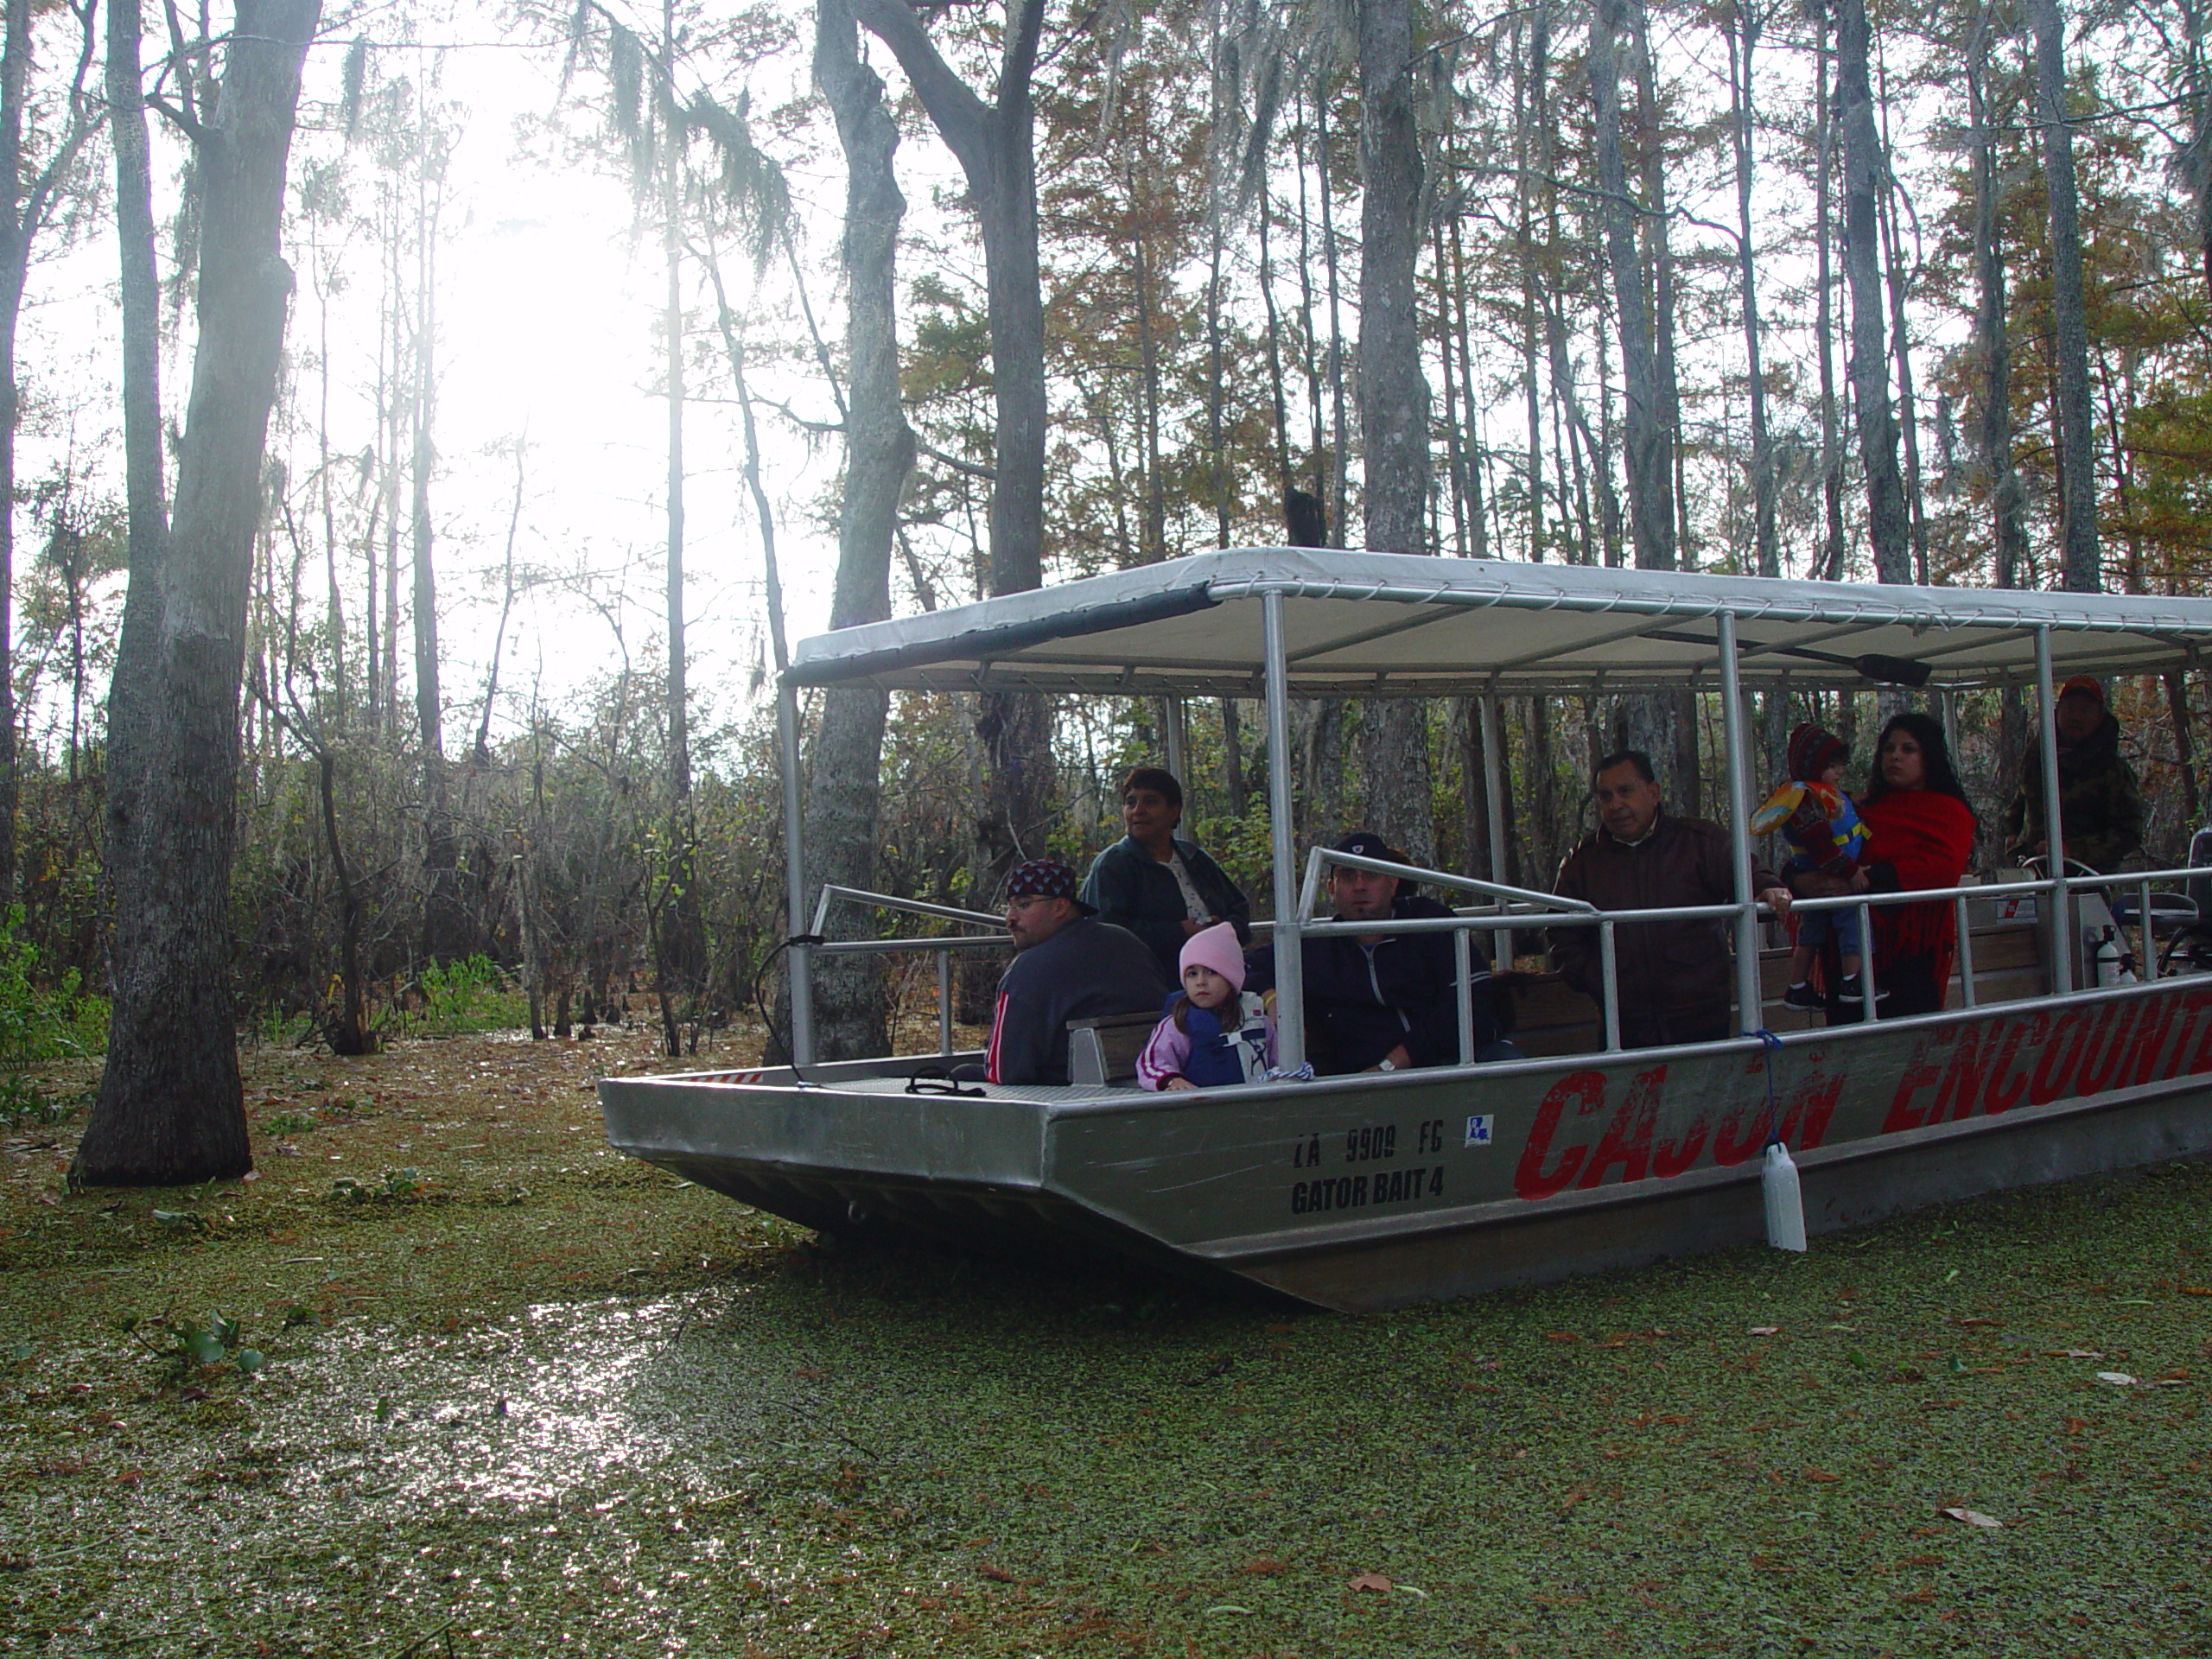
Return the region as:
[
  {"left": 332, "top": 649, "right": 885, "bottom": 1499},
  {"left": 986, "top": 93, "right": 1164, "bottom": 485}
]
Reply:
[
  {"left": 100, "top": 0, "right": 170, "bottom": 930},
  {"left": 1517, "top": 9, "right": 1547, "bottom": 567},
  {"left": 1813, "top": 7, "right": 1847, "bottom": 580},
  {"left": 852, "top": 0, "right": 1052, "bottom": 894},
  {"left": 1876, "top": 73, "right": 1930, "bottom": 585},
  {"left": 1837, "top": 0, "right": 1911, "bottom": 582},
  {"left": 1354, "top": 0, "right": 1434, "bottom": 866},
  {"left": 1628, "top": 0, "right": 1688, "bottom": 569},
  {"left": 806, "top": 0, "right": 914, "bottom": 1060},
  {"left": 1317, "top": 83, "right": 1351, "bottom": 547},
  {"left": 653, "top": 34, "right": 705, "bottom": 1025},
  {"left": 1728, "top": 0, "right": 1778, "bottom": 580},
  {"left": 1446, "top": 210, "right": 1491, "bottom": 561},
  {"left": 1588, "top": 0, "right": 1673, "bottom": 575},
  {"left": 410, "top": 283, "right": 461, "bottom": 960},
  {"left": 2030, "top": 0, "right": 2101, "bottom": 593},
  {"left": 79, "top": 0, "right": 321, "bottom": 1187},
  {"left": 1971, "top": 9, "right": 2029, "bottom": 594},
  {"left": 1590, "top": 0, "right": 1678, "bottom": 791}
]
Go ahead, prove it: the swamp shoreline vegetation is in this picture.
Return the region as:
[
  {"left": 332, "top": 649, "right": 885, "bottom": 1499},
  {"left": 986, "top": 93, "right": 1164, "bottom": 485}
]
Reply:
[{"left": 0, "top": 1020, "right": 2207, "bottom": 1656}]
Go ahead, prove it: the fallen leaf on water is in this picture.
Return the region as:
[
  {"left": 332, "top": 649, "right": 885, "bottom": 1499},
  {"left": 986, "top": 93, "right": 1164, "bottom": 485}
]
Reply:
[
  {"left": 1938, "top": 1507, "right": 2002, "bottom": 1529},
  {"left": 1349, "top": 1572, "right": 1393, "bottom": 1593},
  {"left": 2094, "top": 1372, "right": 2138, "bottom": 1387},
  {"left": 1746, "top": 1325, "right": 1781, "bottom": 1337}
]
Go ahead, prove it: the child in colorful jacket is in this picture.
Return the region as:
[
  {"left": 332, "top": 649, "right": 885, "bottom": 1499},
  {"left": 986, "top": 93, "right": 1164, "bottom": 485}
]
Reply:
[{"left": 1751, "top": 723, "right": 1883, "bottom": 1010}]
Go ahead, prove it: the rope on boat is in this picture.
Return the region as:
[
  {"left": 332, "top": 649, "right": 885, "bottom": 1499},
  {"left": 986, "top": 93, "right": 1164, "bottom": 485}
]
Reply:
[{"left": 752, "top": 933, "right": 826, "bottom": 1083}]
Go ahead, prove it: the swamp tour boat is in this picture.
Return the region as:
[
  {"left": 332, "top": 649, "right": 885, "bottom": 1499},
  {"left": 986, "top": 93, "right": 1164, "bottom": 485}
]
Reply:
[{"left": 599, "top": 550, "right": 2212, "bottom": 1312}]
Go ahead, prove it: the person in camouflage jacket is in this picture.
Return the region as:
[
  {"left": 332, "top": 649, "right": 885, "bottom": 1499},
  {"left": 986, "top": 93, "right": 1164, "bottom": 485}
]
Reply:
[{"left": 2004, "top": 675, "right": 2145, "bottom": 874}]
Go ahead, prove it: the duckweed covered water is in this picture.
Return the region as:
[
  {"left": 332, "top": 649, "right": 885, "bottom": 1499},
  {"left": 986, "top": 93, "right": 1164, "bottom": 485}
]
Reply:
[{"left": 3, "top": 1029, "right": 2208, "bottom": 1655}]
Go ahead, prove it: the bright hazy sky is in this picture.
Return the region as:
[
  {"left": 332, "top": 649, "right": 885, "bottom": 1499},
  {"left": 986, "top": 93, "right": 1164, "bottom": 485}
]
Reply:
[{"left": 26, "top": 10, "right": 851, "bottom": 757}]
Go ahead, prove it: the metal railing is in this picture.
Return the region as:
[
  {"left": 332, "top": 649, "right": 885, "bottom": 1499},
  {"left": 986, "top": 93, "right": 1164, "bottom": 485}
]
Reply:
[
  {"left": 1294, "top": 847, "right": 2212, "bottom": 1053},
  {"left": 807, "top": 886, "right": 1010, "bottom": 1055},
  {"left": 801, "top": 855, "right": 2209, "bottom": 1068},
  {"left": 1295, "top": 845, "right": 1621, "bottom": 1053}
]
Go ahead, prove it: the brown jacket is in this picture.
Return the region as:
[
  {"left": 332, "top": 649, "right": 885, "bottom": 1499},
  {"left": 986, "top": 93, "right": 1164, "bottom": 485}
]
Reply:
[{"left": 1549, "top": 812, "right": 1777, "bottom": 1040}]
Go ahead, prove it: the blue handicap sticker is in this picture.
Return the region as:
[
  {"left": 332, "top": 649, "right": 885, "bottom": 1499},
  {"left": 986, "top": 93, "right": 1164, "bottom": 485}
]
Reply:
[{"left": 1464, "top": 1114, "right": 1493, "bottom": 1147}]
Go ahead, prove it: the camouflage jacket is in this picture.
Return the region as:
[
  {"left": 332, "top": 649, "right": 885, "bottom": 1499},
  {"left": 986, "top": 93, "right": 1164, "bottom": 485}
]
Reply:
[{"left": 2003, "top": 712, "right": 2145, "bottom": 873}]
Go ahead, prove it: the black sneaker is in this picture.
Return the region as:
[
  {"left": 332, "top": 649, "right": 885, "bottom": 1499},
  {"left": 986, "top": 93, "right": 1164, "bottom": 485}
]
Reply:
[
  {"left": 1838, "top": 973, "right": 1890, "bottom": 1004},
  {"left": 1782, "top": 982, "right": 1823, "bottom": 1011}
]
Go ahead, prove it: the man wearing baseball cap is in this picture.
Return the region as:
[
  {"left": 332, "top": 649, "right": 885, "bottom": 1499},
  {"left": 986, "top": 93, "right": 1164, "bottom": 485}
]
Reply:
[
  {"left": 1243, "top": 830, "right": 1516, "bottom": 1074},
  {"left": 982, "top": 856, "right": 1170, "bottom": 1085},
  {"left": 2004, "top": 674, "right": 2145, "bottom": 873}
]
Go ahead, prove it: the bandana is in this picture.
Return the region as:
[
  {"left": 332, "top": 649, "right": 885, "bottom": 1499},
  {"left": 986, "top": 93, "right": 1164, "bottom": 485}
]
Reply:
[{"left": 1005, "top": 858, "right": 1090, "bottom": 912}]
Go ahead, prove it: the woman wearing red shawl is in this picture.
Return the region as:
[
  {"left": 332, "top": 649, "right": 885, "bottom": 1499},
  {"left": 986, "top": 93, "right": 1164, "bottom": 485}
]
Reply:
[{"left": 1789, "top": 712, "right": 1979, "bottom": 1019}]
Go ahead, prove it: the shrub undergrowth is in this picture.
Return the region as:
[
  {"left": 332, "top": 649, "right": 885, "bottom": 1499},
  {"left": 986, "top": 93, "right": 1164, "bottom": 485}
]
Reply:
[{"left": 0, "top": 904, "right": 106, "bottom": 1126}]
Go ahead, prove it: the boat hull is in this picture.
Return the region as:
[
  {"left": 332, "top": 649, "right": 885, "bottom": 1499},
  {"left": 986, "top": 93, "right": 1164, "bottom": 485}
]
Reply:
[{"left": 599, "top": 978, "right": 2212, "bottom": 1311}]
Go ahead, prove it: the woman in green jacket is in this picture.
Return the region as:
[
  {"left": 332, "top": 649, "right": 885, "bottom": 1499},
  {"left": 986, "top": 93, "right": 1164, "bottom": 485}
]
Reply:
[{"left": 1079, "top": 767, "right": 1250, "bottom": 982}]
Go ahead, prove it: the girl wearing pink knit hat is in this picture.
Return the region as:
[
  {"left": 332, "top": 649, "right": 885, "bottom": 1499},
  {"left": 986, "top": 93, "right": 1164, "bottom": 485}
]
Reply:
[{"left": 1135, "top": 922, "right": 1275, "bottom": 1090}]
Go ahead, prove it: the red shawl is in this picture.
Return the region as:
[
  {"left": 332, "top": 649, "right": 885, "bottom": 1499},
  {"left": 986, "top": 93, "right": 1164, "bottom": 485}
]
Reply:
[{"left": 1857, "top": 787, "right": 1978, "bottom": 982}]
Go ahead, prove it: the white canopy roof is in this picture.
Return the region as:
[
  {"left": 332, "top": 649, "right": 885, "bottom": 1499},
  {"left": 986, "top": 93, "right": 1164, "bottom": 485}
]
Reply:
[{"left": 786, "top": 549, "right": 2212, "bottom": 697}]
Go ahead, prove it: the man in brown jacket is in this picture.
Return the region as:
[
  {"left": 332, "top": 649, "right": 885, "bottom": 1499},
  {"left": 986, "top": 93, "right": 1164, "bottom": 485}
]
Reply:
[{"left": 1550, "top": 751, "right": 1790, "bottom": 1048}]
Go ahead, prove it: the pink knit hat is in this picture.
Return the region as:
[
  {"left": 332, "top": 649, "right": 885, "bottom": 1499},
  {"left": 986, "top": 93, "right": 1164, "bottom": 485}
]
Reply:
[{"left": 1179, "top": 921, "right": 1246, "bottom": 993}]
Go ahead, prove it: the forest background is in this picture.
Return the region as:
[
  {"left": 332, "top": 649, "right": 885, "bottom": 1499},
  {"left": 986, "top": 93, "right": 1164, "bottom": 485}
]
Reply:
[{"left": 0, "top": 0, "right": 2207, "bottom": 1177}]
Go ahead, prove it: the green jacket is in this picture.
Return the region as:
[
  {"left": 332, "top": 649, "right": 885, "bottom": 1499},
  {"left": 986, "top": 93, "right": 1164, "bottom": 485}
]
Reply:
[
  {"left": 1078, "top": 835, "right": 1249, "bottom": 981},
  {"left": 2004, "top": 711, "right": 2145, "bottom": 873}
]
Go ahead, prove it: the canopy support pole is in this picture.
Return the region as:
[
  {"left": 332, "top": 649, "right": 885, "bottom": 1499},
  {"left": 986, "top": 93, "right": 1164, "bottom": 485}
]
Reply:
[
  {"left": 2036, "top": 626, "right": 2073, "bottom": 995},
  {"left": 1481, "top": 691, "right": 1512, "bottom": 965},
  {"left": 1162, "top": 696, "right": 1187, "bottom": 788},
  {"left": 1263, "top": 590, "right": 1305, "bottom": 1071},
  {"left": 777, "top": 677, "right": 816, "bottom": 1068},
  {"left": 1717, "top": 611, "right": 1764, "bottom": 1033}
]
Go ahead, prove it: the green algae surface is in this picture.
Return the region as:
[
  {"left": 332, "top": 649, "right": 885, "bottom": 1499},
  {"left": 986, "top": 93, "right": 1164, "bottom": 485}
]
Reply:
[{"left": 3, "top": 1028, "right": 2209, "bottom": 1655}]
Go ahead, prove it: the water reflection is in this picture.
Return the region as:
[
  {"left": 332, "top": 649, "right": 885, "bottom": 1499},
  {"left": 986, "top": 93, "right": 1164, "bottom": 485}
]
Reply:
[{"left": 277, "top": 1290, "right": 785, "bottom": 1509}]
